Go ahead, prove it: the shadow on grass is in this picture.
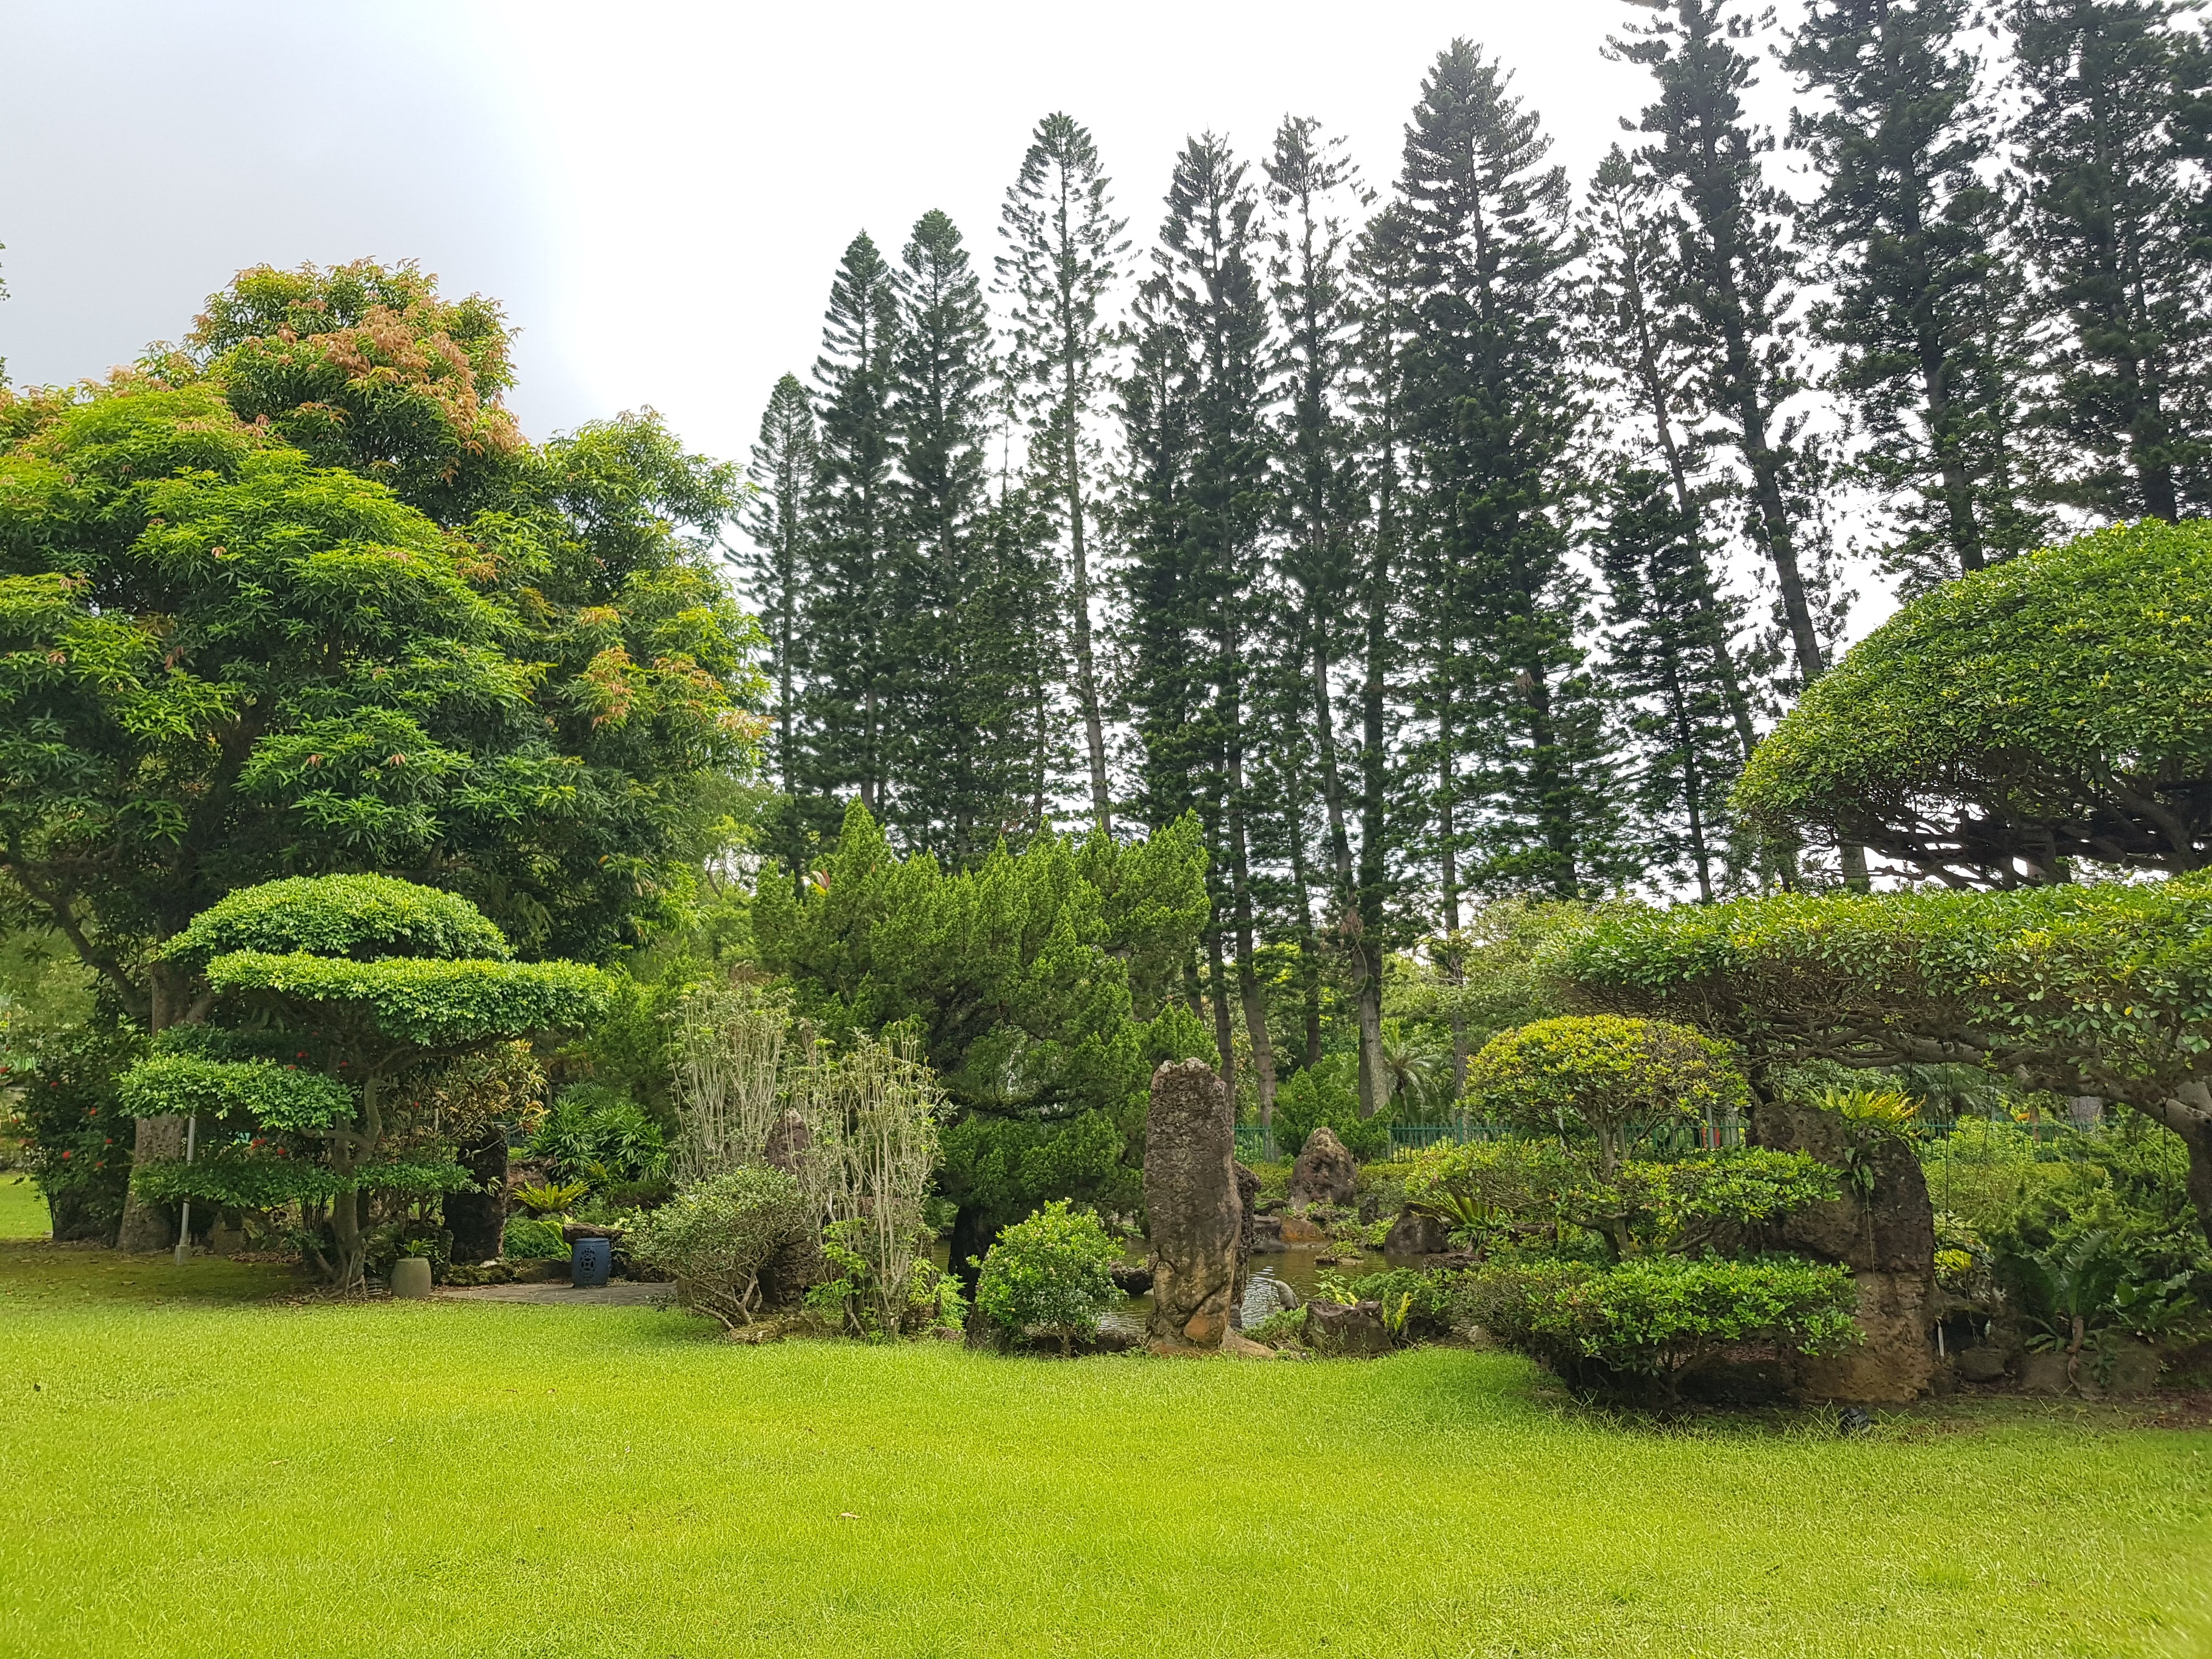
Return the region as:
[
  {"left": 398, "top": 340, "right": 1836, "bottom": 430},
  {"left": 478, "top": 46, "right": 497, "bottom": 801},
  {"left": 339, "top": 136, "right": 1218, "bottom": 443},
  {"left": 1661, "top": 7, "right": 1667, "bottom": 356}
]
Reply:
[{"left": 0, "top": 1240, "right": 308, "bottom": 1306}]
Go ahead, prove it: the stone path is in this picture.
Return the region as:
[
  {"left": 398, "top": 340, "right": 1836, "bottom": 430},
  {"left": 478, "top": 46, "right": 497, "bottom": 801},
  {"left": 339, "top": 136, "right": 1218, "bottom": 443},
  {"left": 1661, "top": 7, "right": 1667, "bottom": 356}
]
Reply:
[{"left": 437, "top": 1280, "right": 669, "bottom": 1306}]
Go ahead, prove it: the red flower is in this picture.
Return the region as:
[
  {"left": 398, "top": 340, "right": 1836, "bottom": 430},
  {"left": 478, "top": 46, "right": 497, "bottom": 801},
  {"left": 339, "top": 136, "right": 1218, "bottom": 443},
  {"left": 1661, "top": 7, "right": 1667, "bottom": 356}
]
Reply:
[{"left": 59, "top": 1150, "right": 70, "bottom": 1160}]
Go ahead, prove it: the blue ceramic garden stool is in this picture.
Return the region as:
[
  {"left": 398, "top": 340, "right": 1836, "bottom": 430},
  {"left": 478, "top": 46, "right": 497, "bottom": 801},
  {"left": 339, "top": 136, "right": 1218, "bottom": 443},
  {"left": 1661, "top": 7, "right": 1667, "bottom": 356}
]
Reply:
[{"left": 571, "top": 1235, "right": 612, "bottom": 1288}]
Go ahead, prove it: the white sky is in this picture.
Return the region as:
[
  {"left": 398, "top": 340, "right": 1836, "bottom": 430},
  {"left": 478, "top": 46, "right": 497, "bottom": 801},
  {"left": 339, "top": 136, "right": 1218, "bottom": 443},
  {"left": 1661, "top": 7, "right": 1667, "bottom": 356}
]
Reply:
[
  {"left": 5, "top": 1, "right": 1892, "bottom": 629},
  {"left": 3, "top": 0, "right": 1808, "bottom": 462}
]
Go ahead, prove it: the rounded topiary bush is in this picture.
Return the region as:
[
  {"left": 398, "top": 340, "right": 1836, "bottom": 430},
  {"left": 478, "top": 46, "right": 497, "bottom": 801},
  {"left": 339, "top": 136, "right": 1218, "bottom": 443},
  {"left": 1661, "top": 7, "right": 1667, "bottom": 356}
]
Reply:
[
  {"left": 1461, "top": 1254, "right": 1859, "bottom": 1403},
  {"left": 1734, "top": 518, "right": 2212, "bottom": 882},
  {"left": 1468, "top": 1015, "right": 1748, "bottom": 1171},
  {"left": 973, "top": 1199, "right": 1125, "bottom": 1355}
]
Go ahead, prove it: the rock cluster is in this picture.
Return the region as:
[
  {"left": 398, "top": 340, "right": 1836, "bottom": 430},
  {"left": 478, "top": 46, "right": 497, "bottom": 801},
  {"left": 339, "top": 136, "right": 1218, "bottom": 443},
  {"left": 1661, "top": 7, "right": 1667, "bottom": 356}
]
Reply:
[
  {"left": 1289, "top": 1125, "right": 1358, "bottom": 1209},
  {"left": 1754, "top": 1094, "right": 1937, "bottom": 1402}
]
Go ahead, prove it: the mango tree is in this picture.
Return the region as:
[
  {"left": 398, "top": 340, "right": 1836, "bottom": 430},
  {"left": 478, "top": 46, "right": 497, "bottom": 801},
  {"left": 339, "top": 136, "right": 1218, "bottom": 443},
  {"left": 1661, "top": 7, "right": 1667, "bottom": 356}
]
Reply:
[{"left": 0, "top": 259, "right": 764, "bottom": 1247}]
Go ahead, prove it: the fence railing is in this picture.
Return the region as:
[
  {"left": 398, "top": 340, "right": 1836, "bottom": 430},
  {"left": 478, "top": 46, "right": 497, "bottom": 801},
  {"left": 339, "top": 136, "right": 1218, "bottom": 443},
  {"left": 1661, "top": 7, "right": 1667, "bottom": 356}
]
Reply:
[
  {"left": 1235, "top": 1109, "right": 2098, "bottom": 1167},
  {"left": 1234, "top": 1115, "right": 1747, "bottom": 1165}
]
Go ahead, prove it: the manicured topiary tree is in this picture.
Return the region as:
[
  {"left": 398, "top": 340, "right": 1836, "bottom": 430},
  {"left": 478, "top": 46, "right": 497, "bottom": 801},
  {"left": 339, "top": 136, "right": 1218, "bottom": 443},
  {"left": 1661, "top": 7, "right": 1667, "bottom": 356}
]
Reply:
[
  {"left": 1734, "top": 521, "right": 2212, "bottom": 885},
  {"left": 120, "top": 875, "right": 607, "bottom": 1287},
  {"left": 1555, "top": 878, "right": 2212, "bottom": 1250},
  {"left": 1466, "top": 1015, "right": 1750, "bottom": 1173}
]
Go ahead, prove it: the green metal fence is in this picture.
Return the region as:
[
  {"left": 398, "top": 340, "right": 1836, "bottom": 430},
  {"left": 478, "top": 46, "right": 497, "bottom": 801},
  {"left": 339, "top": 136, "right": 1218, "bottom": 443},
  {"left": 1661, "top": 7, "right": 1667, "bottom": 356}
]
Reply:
[
  {"left": 1234, "top": 1109, "right": 2104, "bottom": 1170},
  {"left": 1234, "top": 1116, "right": 1749, "bottom": 1165}
]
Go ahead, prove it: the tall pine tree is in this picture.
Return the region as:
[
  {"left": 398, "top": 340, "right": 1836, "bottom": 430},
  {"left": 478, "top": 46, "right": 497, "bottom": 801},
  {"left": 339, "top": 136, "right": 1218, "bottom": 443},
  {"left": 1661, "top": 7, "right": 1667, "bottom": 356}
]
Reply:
[
  {"left": 884, "top": 209, "right": 1031, "bottom": 862},
  {"left": 1789, "top": 0, "right": 2046, "bottom": 590},
  {"left": 998, "top": 112, "right": 1127, "bottom": 830},
  {"left": 1265, "top": 117, "right": 1362, "bottom": 960},
  {"left": 742, "top": 371, "right": 821, "bottom": 876},
  {"left": 1344, "top": 204, "right": 1419, "bottom": 1113},
  {"left": 1592, "top": 466, "right": 1751, "bottom": 901},
  {"left": 809, "top": 232, "right": 901, "bottom": 817},
  {"left": 2011, "top": 0, "right": 2209, "bottom": 519},
  {"left": 1581, "top": 145, "right": 1760, "bottom": 766},
  {"left": 1613, "top": 6, "right": 1825, "bottom": 685},
  {"left": 1265, "top": 116, "right": 1368, "bottom": 1054},
  {"left": 1142, "top": 134, "right": 1280, "bottom": 1114},
  {"left": 1397, "top": 42, "right": 1614, "bottom": 916},
  {"left": 1615, "top": 0, "right": 1867, "bottom": 887}
]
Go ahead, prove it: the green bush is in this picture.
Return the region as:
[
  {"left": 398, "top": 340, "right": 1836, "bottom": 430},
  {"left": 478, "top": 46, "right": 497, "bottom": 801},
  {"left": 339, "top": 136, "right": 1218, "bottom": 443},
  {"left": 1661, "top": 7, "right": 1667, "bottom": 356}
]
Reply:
[
  {"left": 1274, "top": 1056, "right": 1389, "bottom": 1161},
  {"left": 1464, "top": 1254, "right": 1860, "bottom": 1403},
  {"left": 502, "top": 1216, "right": 567, "bottom": 1259},
  {"left": 973, "top": 1199, "right": 1125, "bottom": 1355},
  {"left": 528, "top": 1084, "right": 669, "bottom": 1186},
  {"left": 1566, "top": 1149, "right": 1842, "bottom": 1259},
  {"left": 0, "top": 1019, "right": 142, "bottom": 1243},
  {"left": 1402, "top": 1137, "right": 1579, "bottom": 1244},
  {"left": 1244, "top": 1307, "right": 1307, "bottom": 1348},
  {"left": 1467, "top": 1015, "right": 1748, "bottom": 1173},
  {"left": 627, "top": 1167, "right": 814, "bottom": 1330}
]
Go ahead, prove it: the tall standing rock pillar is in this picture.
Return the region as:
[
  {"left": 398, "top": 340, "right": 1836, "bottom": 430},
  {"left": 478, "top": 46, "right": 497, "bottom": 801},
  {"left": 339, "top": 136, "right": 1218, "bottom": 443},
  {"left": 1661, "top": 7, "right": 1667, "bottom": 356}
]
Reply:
[{"left": 1145, "top": 1059, "right": 1243, "bottom": 1350}]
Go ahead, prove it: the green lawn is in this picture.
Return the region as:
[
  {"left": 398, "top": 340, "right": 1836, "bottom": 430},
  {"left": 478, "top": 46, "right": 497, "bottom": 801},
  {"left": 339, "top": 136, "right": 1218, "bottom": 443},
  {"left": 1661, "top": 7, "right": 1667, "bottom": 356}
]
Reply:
[
  {"left": 1, "top": 1242, "right": 2207, "bottom": 1658},
  {"left": 0, "top": 1174, "right": 47, "bottom": 1239}
]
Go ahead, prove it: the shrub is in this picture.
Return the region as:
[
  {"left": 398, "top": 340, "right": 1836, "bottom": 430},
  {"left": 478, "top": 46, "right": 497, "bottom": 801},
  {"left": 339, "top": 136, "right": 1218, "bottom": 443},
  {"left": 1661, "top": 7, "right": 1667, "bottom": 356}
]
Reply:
[
  {"left": 1566, "top": 1149, "right": 1842, "bottom": 1259},
  {"left": 625, "top": 1167, "right": 814, "bottom": 1329},
  {"left": 973, "top": 1199, "right": 1125, "bottom": 1355},
  {"left": 529, "top": 1084, "right": 669, "bottom": 1186},
  {"left": 1274, "top": 1055, "right": 1389, "bottom": 1160},
  {"left": 502, "top": 1216, "right": 567, "bottom": 1259},
  {"left": 1244, "top": 1307, "right": 1306, "bottom": 1348},
  {"left": 0, "top": 1019, "right": 142, "bottom": 1243},
  {"left": 1467, "top": 1015, "right": 1749, "bottom": 1172},
  {"left": 1465, "top": 1254, "right": 1859, "bottom": 1403},
  {"left": 512, "top": 1180, "right": 588, "bottom": 1217},
  {"left": 1402, "top": 1138, "right": 1579, "bottom": 1244}
]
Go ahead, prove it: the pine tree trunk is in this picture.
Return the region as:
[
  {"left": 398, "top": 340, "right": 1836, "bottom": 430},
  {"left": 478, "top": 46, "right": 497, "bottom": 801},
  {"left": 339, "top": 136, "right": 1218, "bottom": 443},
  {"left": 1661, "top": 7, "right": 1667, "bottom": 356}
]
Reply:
[
  {"left": 1221, "top": 622, "right": 1276, "bottom": 1120},
  {"left": 1916, "top": 335, "right": 1987, "bottom": 574},
  {"left": 1356, "top": 396, "right": 1397, "bottom": 1122},
  {"left": 1516, "top": 657, "right": 1578, "bottom": 898},
  {"left": 1631, "top": 319, "right": 1760, "bottom": 766},
  {"left": 1664, "top": 652, "right": 1717, "bottom": 904},
  {"left": 1284, "top": 788, "right": 1325, "bottom": 1073},
  {"left": 1205, "top": 924, "right": 1237, "bottom": 1096},
  {"left": 1064, "top": 359, "right": 1112, "bottom": 831}
]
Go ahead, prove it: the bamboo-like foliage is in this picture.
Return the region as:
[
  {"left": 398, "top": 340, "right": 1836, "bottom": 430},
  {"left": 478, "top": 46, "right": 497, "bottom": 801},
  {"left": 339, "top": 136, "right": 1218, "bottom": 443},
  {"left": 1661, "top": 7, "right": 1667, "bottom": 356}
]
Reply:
[
  {"left": 671, "top": 980, "right": 789, "bottom": 1183},
  {"left": 789, "top": 1031, "right": 944, "bottom": 1332}
]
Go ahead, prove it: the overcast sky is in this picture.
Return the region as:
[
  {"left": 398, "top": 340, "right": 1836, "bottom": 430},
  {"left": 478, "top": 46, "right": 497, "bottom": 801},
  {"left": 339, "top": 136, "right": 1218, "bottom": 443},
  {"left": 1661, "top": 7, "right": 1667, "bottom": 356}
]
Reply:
[{"left": 2, "top": 0, "right": 1820, "bottom": 472}]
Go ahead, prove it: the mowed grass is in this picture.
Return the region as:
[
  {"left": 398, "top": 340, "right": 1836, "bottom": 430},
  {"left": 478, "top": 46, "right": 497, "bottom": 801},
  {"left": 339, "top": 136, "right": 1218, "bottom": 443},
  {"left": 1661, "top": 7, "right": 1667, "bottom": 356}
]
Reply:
[
  {"left": 0, "top": 1174, "right": 48, "bottom": 1239},
  {"left": 1, "top": 1243, "right": 2208, "bottom": 1659}
]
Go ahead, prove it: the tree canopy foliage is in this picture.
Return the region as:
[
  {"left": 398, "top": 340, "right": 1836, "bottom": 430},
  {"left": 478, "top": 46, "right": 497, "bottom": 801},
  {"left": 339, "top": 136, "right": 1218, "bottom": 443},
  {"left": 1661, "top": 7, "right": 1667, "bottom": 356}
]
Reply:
[
  {"left": 752, "top": 799, "right": 1210, "bottom": 1252},
  {"left": 1554, "top": 877, "right": 2212, "bottom": 1243},
  {"left": 1735, "top": 521, "right": 2212, "bottom": 885},
  {"left": 0, "top": 261, "right": 766, "bottom": 1039}
]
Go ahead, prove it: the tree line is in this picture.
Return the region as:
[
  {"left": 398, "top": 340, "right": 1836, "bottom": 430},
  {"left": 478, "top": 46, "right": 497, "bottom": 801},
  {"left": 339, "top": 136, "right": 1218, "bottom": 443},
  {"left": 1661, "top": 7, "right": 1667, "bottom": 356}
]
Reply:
[{"left": 740, "top": 0, "right": 2212, "bottom": 1124}]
